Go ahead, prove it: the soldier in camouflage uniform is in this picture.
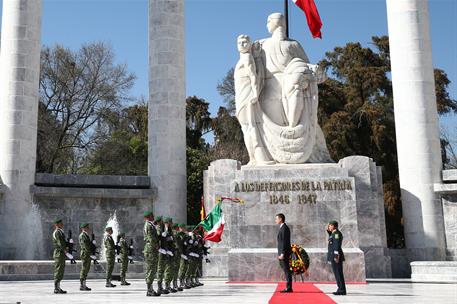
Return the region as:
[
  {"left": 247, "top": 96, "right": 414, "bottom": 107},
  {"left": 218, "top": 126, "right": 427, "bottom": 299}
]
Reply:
[
  {"left": 143, "top": 211, "right": 160, "bottom": 297},
  {"left": 118, "top": 232, "right": 131, "bottom": 286},
  {"left": 52, "top": 218, "right": 67, "bottom": 294},
  {"left": 104, "top": 227, "right": 116, "bottom": 288},
  {"left": 169, "top": 223, "right": 183, "bottom": 292},
  {"left": 194, "top": 233, "right": 205, "bottom": 287},
  {"left": 157, "top": 217, "right": 175, "bottom": 294},
  {"left": 185, "top": 228, "right": 199, "bottom": 288},
  {"left": 79, "top": 223, "right": 92, "bottom": 291},
  {"left": 177, "top": 224, "right": 190, "bottom": 289}
]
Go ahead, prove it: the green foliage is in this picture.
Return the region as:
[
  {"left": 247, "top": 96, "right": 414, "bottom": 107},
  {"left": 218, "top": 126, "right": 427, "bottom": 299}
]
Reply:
[{"left": 187, "top": 147, "right": 210, "bottom": 225}]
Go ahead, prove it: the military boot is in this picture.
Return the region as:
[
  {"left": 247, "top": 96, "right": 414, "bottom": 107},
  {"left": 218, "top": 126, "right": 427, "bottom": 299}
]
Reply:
[
  {"left": 57, "top": 282, "right": 67, "bottom": 294},
  {"left": 146, "top": 283, "right": 160, "bottom": 296},
  {"left": 54, "top": 281, "right": 66, "bottom": 294},
  {"left": 196, "top": 277, "right": 204, "bottom": 286},
  {"left": 174, "top": 279, "right": 183, "bottom": 291},
  {"left": 186, "top": 278, "right": 193, "bottom": 288},
  {"left": 181, "top": 278, "right": 190, "bottom": 289},
  {"left": 105, "top": 279, "right": 116, "bottom": 288},
  {"left": 157, "top": 282, "right": 169, "bottom": 295},
  {"left": 166, "top": 281, "right": 177, "bottom": 293},
  {"left": 120, "top": 276, "right": 131, "bottom": 286},
  {"left": 80, "top": 279, "right": 91, "bottom": 291}
]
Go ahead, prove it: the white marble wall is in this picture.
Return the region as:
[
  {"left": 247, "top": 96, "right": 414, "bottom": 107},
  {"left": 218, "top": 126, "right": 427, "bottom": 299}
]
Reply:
[
  {"left": 386, "top": 0, "right": 445, "bottom": 260},
  {"left": 148, "top": 0, "right": 187, "bottom": 223},
  {"left": 0, "top": 0, "right": 42, "bottom": 259}
]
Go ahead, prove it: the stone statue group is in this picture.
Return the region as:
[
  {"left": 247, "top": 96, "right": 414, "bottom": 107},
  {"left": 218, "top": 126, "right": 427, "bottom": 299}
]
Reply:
[{"left": 235, "top": 13, "right": 332, "bottom": 166}]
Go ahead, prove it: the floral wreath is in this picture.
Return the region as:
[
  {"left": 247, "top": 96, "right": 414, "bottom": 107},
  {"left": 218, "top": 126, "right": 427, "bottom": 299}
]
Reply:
[{"left": 289, "top": 244, "right": 310, "bottom": 275}]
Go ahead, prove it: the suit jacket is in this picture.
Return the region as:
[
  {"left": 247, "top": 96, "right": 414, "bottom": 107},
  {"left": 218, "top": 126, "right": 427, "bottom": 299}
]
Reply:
[{"left": 277, "top": 223, "right": 291, "bottom": 256}]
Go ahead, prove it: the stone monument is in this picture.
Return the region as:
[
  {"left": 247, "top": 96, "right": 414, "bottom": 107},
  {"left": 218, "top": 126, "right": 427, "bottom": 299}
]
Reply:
[{"left": 203, "top": 13, "right": 391, "bottom": 281}]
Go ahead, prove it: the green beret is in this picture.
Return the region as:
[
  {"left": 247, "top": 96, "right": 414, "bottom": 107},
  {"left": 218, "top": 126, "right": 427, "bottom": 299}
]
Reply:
[
  {"left": 328, "top": 220, "right": 338, "bottom": 226},
  {"left": 53, "top": 218, "right": 63, "bottom": 225},
  {"left": 178, "top": 223, "right": 186, "bottom": 229},
  {"left": 105, "top": 226, "right": 112, "bottom": 232},
  {"left": 172, "top": 223, "right": 179, "bottom": 228},
  {"left": 164, "top": 217, "right": 172, "bottom": 223},
  {"left": 144, "top": 210, "right": 153, "bottom": 218},
  {"left": 187, "top": 225, "right": 194, "bottom": 231},
  {"left": 80, "top": 223, "right": 89, "bottom": 228},
  {"left": 154, "top": 215, "right": 162, "bottom": 222},
  {"left": 118, "top": 232, "right": 125, "bottom": 237}
]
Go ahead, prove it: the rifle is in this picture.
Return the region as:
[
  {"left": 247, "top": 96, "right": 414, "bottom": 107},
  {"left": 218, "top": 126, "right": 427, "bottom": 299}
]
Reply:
[
  {"left": 128, "top": 239, "right": 134, "bottom": 264},
  {"left": 90, "top": 233, "right": 100, "bottom": 265},
  {"left": 66, "top": 230, "right": 77, "bottom": 264},
  {"left": 116, "top": 235, "right": 121, "bottom": 263}
]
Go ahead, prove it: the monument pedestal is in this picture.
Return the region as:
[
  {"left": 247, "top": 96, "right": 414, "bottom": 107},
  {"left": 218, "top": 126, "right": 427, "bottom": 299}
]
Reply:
[{"left": 203, "top": 156, "right": 391, "bottom": 281}]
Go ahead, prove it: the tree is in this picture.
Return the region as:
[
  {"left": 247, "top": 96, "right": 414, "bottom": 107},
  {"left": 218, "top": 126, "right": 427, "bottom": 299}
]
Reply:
[
  {"left": 319, "top": 36, "right": 457, "bottom": 247},
  {"left": 186, "top": 96, "right": 213, "bottom": 149},
  {"left": 37, "top": 42, "right": 136, "bottom": 173},
  {"left": 82, "top": 101, "right": 148, "bottom": 175},
  {"left": 187, "top": 147, "right": 210, "bottom": 224}
]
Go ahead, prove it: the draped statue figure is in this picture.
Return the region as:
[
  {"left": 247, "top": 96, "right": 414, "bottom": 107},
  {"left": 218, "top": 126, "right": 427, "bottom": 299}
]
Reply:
[{"left": 234, "top": 13, "right": 332, "bottom": 165}]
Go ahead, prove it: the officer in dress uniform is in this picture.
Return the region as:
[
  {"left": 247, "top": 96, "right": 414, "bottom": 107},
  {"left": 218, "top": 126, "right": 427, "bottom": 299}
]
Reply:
[
  {"left": 327, "top": 220, "right": 346, "bottom": 295},
  {"left": 52, "top": 218, "right": 68, "bottom": 294},
  {"left": 104, "top": 226, "right": 116, "bottom": 288},
  {"left": 177, "top": 224, "right": 190, "bottom": 289}
]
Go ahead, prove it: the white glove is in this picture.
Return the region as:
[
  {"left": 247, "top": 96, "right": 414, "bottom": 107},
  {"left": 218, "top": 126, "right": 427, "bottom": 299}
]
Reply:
[
  {"left": 90, "top": 255, "right": 97, "bottom": 260},
  {"left": 128, "top": 256, "right": 133, "bottom": 260},
  {"left": 158, "top": 248, "right": 167, "bottom": 255},
  {"left": 181, "top": 254, "right": 188, "bottom": 260},
  {"left": 189, "top": 240, "right": 193, "bottom": 244},
  {"left": 167, "top": 251, "right": 174, "bottom": 257},
  {"left": 161, "top": 232, "right": 167, "bottom": 237},
  {"left": 69, "top": 239, "right": 74, "bottom": 244},
  {"left": 65, "top": 253, "right": 74, "bottom": 260},
  {"left": 92, "top": 240, "right": 97, "bottom": 245}
]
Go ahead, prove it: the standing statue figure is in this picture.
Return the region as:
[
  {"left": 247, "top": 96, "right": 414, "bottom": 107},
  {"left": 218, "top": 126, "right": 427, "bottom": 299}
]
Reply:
[
  {"left": 234, "top": 34, "right": 273, "bottom": 166},
  {"left": 234, "top": 13, "right": 332, "bottom": 165}
]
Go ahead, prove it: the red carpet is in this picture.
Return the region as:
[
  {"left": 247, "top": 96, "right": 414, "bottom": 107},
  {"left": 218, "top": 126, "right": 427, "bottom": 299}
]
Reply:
[{"left": 268, "top": 282, "right": 336, "bottom": 304}]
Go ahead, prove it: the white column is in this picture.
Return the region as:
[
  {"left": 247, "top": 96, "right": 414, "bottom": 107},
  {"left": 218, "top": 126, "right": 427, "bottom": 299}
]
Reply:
[
  {"left": 0, "top": 0, "right": 42, "bottom": 259},
  {"left": 148, "top": 0, "right": 187, "bottom": 223},
  {"left": 386, "top": 0, "right": 445, "bottom": 260}
]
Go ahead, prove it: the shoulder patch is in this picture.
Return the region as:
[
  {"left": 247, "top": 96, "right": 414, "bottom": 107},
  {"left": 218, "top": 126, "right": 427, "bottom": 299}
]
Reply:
[{"left": 334, "top": 233, "right": 339, "bottom": 240}]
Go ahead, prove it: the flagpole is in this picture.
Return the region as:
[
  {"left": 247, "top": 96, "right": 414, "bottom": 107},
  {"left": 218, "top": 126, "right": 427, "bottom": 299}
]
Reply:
[{"left": 284, "top": 0, "right": 289, "bottom": 38}]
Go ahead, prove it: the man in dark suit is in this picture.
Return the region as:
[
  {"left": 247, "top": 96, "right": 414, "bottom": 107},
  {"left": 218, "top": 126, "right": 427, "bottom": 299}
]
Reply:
[
  {"left": 327, "top": 220, "right": 346, "bottom": 295},
  {"left": 275, "top": 213, "right": 292, "bottom": 293}
]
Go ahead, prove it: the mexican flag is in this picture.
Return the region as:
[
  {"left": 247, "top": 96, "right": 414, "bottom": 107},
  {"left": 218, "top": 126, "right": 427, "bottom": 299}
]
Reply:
[{"left": 198, "top": 202, "right": 224, "bottom": 243}]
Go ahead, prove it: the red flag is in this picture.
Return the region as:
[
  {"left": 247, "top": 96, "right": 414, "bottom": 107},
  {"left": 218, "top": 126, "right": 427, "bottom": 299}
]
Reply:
[{"left": 293, "top": 0, "right": 323, "bottom": 38}]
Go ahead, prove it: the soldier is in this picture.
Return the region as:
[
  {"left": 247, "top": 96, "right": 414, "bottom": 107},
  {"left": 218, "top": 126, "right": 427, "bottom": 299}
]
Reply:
[
  {"left": 79, "top": 223, "right": 92, "bottom": 291},
  {"left": 143, "top": 211, "right": 160, "bottom": 297},
  {"left": 177, "top": 224, "right": 190, "bottom": 290},
  {"left": 327, "top": 220, "right": 346, "bottom": 296},
  {"left": 170, "top": 223, "right": 183, "bottom": 292},
  {"left": 194, "top": 233, "right": 205, "bottom": 287},
  {"left": 52, "top": 218, "right": 68, "bottom": 294},
  {"left": 159, "top": 217, "right": 177, "bottom": 294},
  {"left": 118, "top": 232, "right": 131, "bottom": 286},
  {"left": 104, "top": 227, "right": 116, "bottom": 288},
  {"left": 185, "top": 228, "right": 199, "bottom": 288}
]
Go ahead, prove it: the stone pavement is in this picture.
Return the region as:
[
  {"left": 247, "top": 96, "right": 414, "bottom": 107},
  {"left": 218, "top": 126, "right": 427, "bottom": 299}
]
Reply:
[{"left": 0, "top": 279, "right": 456, "bottom": 304}]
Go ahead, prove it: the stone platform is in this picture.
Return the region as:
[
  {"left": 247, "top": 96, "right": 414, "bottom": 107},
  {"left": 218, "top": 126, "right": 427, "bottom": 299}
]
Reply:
[
  {"left": 203, "top": 156, "right": 391, "bottom": 281},
  {"left": 411, "top": 261, "right": 457, "bottom": 283},
  {"left": 0, "top": 260, "right": 145, "bottom": 281}
]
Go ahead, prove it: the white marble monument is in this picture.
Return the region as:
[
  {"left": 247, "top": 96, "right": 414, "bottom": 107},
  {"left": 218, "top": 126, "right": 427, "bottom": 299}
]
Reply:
[{"left": 234, "top": 13, "right": 331, "bottom": 165}]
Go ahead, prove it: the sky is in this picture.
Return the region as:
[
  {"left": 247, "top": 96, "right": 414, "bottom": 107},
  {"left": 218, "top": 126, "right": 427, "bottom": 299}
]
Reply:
[{"left": 1, "top": 0, "right": 456, "bottom": 134}]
